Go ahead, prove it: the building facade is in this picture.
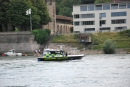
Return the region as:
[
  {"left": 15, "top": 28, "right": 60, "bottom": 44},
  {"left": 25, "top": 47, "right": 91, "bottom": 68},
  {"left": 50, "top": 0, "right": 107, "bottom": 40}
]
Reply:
[
  {"left": 44, "top": 0, "right": 73, "bottom": 34},
  {"left": 56, "top": 15, "right": 73, "bottom": 34},
  {"left": 72, "top": 2, "right": 130, "bottom": 33}
]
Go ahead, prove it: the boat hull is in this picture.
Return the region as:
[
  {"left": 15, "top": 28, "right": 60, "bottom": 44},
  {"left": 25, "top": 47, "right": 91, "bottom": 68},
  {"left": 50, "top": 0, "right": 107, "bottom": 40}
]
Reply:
[
  {"left": 37, "top": 54, "right": 85, "bottom": 61},
  {"left": 37, "top": 57, "right": 68, "bottom": 61}
]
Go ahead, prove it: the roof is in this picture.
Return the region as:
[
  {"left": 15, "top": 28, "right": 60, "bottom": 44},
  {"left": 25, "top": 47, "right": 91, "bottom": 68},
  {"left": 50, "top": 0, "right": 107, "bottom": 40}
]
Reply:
[{"left": 56, "top": 15, "right": 73, "bottom": 21}]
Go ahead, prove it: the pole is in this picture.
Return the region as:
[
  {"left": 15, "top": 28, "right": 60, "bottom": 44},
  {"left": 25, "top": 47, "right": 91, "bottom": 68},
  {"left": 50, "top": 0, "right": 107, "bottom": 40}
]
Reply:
[{"left": 30, "top": 12, "right": 32, "bottom": 31}]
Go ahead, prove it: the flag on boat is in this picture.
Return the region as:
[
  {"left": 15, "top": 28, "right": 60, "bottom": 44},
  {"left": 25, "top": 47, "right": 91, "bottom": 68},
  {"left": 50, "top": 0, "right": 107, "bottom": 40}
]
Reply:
[{"left": 26, "top": 8, "right": 31, "bottom": 15}]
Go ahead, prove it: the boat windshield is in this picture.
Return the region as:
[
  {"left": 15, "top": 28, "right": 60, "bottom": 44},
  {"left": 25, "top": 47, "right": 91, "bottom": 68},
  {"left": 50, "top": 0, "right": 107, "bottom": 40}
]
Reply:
[{"left": 50, "top": 51, "right": 64, "bottom": 55}]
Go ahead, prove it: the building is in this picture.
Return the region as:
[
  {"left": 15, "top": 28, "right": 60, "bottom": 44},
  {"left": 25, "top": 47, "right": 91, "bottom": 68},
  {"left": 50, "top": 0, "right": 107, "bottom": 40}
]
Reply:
[
  {"left": 44, "top": 0, "right": 73, "bottom": 34},
  {"left": 56, "top": 15, "right": 72, "bottom": 34},
  {"left": 72, "top": 2, "right": 130, "bottom": 33},
  {"left": 44, "top": 0, "right": 56, "bottom": 34},
  {"left": 112, "top": 0, "right": 130, "bottom": 2}
]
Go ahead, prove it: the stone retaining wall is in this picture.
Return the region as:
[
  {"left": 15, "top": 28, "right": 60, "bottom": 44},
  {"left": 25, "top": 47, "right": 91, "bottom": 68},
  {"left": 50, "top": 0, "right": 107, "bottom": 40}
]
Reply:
[{"left": 0, "top": 32, "right": 40, "bottom": 54}]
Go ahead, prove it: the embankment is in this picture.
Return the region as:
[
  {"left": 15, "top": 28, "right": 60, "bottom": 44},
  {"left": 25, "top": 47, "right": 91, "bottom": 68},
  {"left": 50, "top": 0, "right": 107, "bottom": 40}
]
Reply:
[{"left": 0, "top": 32, "right": 40, "bottom": 54}]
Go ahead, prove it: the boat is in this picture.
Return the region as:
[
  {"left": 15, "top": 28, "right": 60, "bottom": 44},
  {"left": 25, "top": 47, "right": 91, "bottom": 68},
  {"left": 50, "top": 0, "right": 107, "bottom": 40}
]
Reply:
[
  {"left": 4, "top": 49, "right": 22, "bottom": 56},
  {"left": 37, "top": 48, "right": 85, "bottom": 61}
]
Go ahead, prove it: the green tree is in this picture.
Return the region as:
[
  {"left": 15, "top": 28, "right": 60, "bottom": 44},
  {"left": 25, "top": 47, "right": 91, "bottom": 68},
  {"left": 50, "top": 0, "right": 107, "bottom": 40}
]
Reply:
[
  {"left": 6, "top": 0, "right": 32, "bottom": 31},
  {"left": 57, "top": 0, "right": 81, "bottom": 17},
  {"left": 95, "top": 0, "right": 112, "bottom": 4},
  {"left": 31, "top": 29, "right": 51, "bottom": 44},
  {"left": 30, "top": 0, "right": 51, "bottom": 25},
  {"left": 103, "top": 39, "right": 116, "bottom": 54},
  {"left": 0, "top": 0, "right": 10, "bottom": 31}
]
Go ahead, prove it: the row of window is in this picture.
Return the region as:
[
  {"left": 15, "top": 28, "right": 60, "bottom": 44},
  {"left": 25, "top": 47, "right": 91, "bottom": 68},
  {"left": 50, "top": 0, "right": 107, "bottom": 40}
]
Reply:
[
  {"left": 74, "top": 12, "right": 127, "bottom": 19},
  {"left": 80, "top": 3, "right": 130, "bottom": 11},
  {"left": 74, "top": 19, "right": 127, "bottom": 26},
  {"left": 83, "top": 26, "right": 127, "bottom": 31},
  {"left": 74, "top": 21, "right": 95, "bottom": 25}
]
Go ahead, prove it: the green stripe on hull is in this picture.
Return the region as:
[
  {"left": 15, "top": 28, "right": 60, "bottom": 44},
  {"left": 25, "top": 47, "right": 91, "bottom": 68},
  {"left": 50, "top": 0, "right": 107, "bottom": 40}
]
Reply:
[{"left": 43, "top": 57, "right": 68, "bottom": 61}]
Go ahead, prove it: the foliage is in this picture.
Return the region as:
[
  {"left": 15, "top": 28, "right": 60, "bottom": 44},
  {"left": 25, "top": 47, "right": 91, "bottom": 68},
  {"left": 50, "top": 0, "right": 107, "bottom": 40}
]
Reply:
[
  {"left": 70, "top": 26, "right": 73, "bottom": 33},
  {"left": 15, "top": 27, "right": 19, "bottom": 32},
  {"left": 92, "top": 32, "right": 130, "bottom": 50},
  {"left": 31, "top": 29, "right": 51, "bottom": 44},
  {"left": 103, "top": 39, "right": 116, "bottom": 54},
  {"left": 119, "top": 29, "right": 130, "bottom": 37},
  {"left": 0, "top": 0, "right": 50, "bottom": 31},
  {"left": 30, "top": 0, "right": 51, "bottom": 25},
  {"left": 56, "top": 0, "right": 81, "bottom": 17},
  {"left": 6, "top": 0, "right": 32, "bottom": 31},
  {"left": 94, "top": 0, "right": 112, "bottom": 4},
  {"left": 52, "top": 34, "right": 78, "bottom": 43}
]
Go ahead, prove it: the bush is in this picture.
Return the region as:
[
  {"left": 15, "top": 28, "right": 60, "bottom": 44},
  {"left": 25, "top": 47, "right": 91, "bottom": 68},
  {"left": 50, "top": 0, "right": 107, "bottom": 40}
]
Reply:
[
  {"left": 15, "top": 27, "right": 19, "bottom": 32},
  {"left": 31, "top": 29, "right": 51, "bottom": 44},
  {"left": 103, "top": 39, "right": 116, "bottom": 54},
  {"left": 120, "top": 29, "right": 130, "bottom": 37}
]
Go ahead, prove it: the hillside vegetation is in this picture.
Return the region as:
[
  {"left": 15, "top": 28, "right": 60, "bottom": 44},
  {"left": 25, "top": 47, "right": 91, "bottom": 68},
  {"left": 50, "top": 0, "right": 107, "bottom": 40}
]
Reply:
[{"left": 52, "top": 30, "right": 130, "bottom": 50}]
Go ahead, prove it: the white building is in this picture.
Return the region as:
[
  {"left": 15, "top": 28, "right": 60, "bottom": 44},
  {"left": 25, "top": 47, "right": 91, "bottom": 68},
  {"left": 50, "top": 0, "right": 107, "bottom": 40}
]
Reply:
[{"left": 72, "top": 2, "right": 130, "bottom": 33}]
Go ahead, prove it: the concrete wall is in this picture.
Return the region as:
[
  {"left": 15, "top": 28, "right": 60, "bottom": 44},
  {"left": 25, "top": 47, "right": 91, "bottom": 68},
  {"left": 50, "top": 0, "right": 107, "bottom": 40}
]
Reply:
[{"left": 0, "top": 32, "right": 40, "bottom": 54}]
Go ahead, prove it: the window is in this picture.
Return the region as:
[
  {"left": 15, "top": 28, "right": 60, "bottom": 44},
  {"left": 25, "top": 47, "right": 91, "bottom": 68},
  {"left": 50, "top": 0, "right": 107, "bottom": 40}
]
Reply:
[
  {"left": 119, "top": 3, "right": 126, "bottom": 9},
  {"left": 111, "top": 4, "right": 118, "bottom": 9},
  {"left": 103, "top": 4, "right": 110, "bottom": 10},
  {"left": 111, "top": 12, "right": 127, "bottom": 17},
  {"left": 100, "top": 13, "right": 106, "bottom": 18},
  {"left": 74, "top": 22, "right": 80, "bottom": 26},
  {"left": 88, "top": 5, "right": 94, "bottom": 11},
  {"left": 85, "top": 28, "right": 95, "bottom": 31},
  {"left": 100, "top": 27, "right": 110, "bottom": 30},
  {"left": 80, "top": 6, "right": 87, "bottom": 11},
  {"left": 82, "top": 21, "right": 95, "bottom": 25},
  {"left": 74, "top": 14, "right": 79, "bottom": 18},
  {"left": 96, "top": 5, "right": 102, "bottom": 10},
  {"left": 111, "top": 19, "right": 126, "bottom": 24},
  {"left": 127, "top": 3, "right": 130, "bottom": 8},
  {"left": 115, "top": 26, "right": 127, "bottom": 30},
  {"left": 81, "top": 14, "right": 95, "bottom": 18},
  {"left": 100, "top": 20, "right": 106, "bottom": 26}
]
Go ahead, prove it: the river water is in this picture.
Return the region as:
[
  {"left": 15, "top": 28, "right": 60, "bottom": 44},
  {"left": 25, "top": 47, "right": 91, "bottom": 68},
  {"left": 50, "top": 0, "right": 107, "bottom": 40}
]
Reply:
[{"left": 0, "top": 54, "right": 130, "bottom": 87}]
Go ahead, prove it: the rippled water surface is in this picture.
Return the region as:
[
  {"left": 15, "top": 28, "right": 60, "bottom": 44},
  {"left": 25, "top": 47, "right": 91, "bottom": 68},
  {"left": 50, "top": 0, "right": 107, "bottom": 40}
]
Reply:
[{"left": 0, "top": 54, "right": 130, "bottom": 87}]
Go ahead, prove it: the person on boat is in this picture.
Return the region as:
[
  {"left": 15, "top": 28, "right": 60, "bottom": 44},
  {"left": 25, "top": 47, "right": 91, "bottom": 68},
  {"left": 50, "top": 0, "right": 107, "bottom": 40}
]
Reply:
[
  {"left": 38, "top": 49, "right": 41, "bottom": 54},
  {"left": 34, "top": 49, "right": 38, "bottom": 57}
]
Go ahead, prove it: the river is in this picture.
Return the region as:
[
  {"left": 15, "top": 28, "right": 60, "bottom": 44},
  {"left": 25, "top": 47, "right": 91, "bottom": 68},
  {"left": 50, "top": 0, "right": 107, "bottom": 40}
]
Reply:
[{"left": 0, "top": 54, "right": 130, "bottom": 87}]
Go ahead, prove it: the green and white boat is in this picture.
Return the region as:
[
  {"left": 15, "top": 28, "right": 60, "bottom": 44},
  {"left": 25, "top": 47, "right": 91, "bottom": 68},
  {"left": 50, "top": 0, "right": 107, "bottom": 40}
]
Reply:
[{"left": 37, "top": 48, "right": 85, "bottom": 61}]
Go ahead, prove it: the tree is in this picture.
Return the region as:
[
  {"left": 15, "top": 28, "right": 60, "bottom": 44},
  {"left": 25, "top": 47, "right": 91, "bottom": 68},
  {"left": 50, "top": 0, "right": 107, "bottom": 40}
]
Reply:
[
  {"left": 81, "top": 0, "right": 95, "bottom": 4},
  {"left": 56, "top": 0, "right": 81, "bottom": 17},
  {"left": 70, "top": 26, "right": 73, "bottom": 33},
  {"left": 6, "top": 0, "right": 32, "bottom": 31},
  {"left": 103, "top": 39, "right": 116, "bottom": 54},
  {"left": 30, "top": 0, "right": 51, "bottom": 25},
  {"left": 94, "top": 0, "right": 112, "bottom": 4},
  {"left": 0, "top": 0, "right": 10, "bottom": 31}
]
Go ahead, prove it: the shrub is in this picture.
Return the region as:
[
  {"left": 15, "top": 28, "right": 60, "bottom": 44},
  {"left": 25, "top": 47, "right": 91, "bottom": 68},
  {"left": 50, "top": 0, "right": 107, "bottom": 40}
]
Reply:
[
  {"left": 103, "top": 39, "right": 116, "bottom": 54},
  {"left": 31, "top": 29, "right": 51, "bottom": 44},
  {"left": 119, "top": 29, "right": 130, "bottom": 37}
]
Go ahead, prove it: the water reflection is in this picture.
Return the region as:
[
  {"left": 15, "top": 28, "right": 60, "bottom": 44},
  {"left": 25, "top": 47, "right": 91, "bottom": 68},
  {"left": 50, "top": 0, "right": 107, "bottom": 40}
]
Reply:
[{"left": 0, "top": 54, "right": 130, "bottom": 87}]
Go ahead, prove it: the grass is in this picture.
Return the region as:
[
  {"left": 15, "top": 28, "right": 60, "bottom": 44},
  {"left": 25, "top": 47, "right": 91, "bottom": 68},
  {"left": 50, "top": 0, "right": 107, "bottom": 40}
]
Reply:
[
  {"left": 52, "top": 30, "right": 130, "bottom": 50},
  {"left": 52, "top": 34, "right": 78, "bottom": 43},
  {"left": 92, "top": 31, "right": 130, "bottom": 49}
]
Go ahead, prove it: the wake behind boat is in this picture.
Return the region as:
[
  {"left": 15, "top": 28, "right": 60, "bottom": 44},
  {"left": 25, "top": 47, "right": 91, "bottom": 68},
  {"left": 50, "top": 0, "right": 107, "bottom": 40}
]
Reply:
[{"left": 37, "top": 48, "right": 85, "bottom": 61}]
